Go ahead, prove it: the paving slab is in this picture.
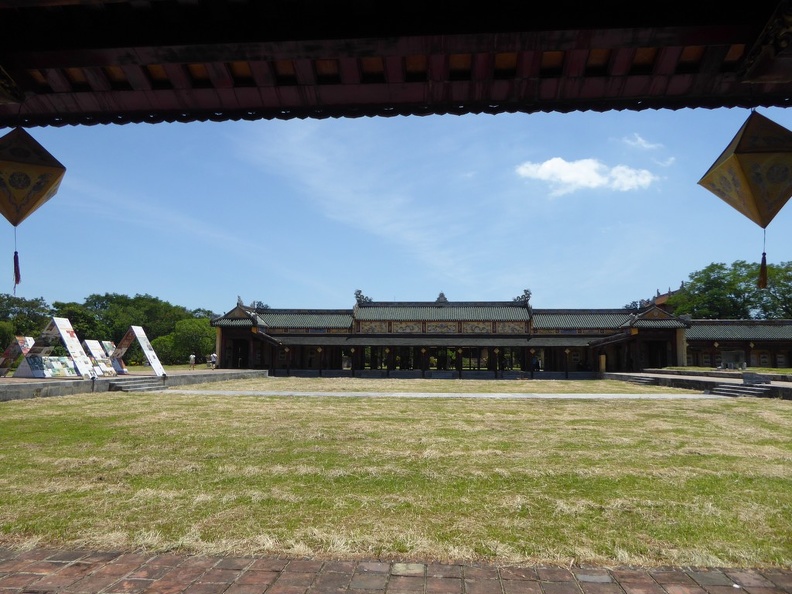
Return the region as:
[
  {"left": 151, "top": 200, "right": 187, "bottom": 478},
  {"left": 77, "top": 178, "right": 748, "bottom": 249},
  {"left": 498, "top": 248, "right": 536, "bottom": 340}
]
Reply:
[{"left": 0, "top": 549, "right": 790, "bottom": 594}]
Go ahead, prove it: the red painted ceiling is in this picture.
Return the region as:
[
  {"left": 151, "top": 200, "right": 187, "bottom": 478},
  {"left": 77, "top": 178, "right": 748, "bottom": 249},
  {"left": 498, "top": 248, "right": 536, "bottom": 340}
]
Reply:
[{"left": 1, "top": 0, "right": 792, "bottom": 128}]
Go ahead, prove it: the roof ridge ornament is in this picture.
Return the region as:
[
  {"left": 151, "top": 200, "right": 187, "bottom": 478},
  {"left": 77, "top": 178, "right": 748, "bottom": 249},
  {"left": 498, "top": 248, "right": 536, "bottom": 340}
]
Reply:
[
  {"left": 435, "top": 292, "right": 448, "bottom": 304},
  {"left": 354, "top": 289, "right": 373, "bottom": 305},
  {"left": 513, "top": 289, "right": 532, "bottom": 306}
]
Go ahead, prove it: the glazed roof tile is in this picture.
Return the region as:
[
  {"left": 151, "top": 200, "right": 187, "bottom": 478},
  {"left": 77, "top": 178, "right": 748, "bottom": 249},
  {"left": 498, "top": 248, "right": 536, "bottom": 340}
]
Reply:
[
  {"left": 354, "top": 303, "right": 531, "bottom": 321},
  {"left": 532, "top": 311, "right": 631, "bottom": 329},
  {"left": 211, "top": 317, "right": 255, "bottom": 328},
  {"left": 687, "top": 321, "right": 792, "bottom": 341},
  {"left": 258, "top": 310, "right": 353, "bottom": 329},
  {"left": 628, "top": 319, "right": 688, "bottom": 329}
]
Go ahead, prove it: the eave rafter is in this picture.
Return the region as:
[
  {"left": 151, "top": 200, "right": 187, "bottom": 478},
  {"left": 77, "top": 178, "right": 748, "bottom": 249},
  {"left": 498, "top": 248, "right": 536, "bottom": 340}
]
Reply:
[{"left": 1, "top": 0, "right": 791, "bottom": 128}]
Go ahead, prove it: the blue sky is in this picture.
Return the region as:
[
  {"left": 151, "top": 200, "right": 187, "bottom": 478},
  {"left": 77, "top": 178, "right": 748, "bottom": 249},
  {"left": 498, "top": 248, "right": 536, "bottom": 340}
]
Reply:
[{"left": 6, "top": 106, "right": 792, "bottom": 316}]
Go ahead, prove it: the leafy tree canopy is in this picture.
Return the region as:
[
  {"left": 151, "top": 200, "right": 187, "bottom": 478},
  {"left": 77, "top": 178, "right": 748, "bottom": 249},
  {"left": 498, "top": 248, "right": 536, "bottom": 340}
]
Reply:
[
  {"left": 0, "top": 294, "right": 52, "bottom": 336},
  {"left": 758, "top": 260, "right": 792, "bottom": 318},
  {"left": 82, "top": 293, "right": 195, "bottom": 343},
  {"left": 172, "top": 317, "right": 216, "bottom": 363},
  {"left": 664, "top": 260, "right": 792, "bottom": 319},
  {"left": 0, "top": 292, "right": 219, "bottom": 350},
  {"left": 52, "top": 301, "right": 110, "bottom": 342}
]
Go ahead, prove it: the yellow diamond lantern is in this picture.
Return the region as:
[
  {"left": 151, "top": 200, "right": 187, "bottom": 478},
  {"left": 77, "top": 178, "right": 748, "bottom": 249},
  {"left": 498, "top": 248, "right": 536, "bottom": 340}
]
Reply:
[
  {"left": 0, "top": 127, "right": 66, "bottom": 227},
  {"left": 698, "top": 110, "right": 792, "bottom": 289},
  {"left": 698, "top": 111, "right": 792, "bottom": 229}
]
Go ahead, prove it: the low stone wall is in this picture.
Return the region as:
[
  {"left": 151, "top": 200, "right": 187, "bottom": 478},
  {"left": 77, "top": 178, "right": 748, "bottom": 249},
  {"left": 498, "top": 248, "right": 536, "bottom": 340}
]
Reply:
[
  {"left": 604, "top": 371, "right": 792, "bottom": 400},
  {"left": 0, "top": 370, "right": 270, "bottom": 402},
  {"left": 644, "top": 368, "right": 791, "bottom": 382}
]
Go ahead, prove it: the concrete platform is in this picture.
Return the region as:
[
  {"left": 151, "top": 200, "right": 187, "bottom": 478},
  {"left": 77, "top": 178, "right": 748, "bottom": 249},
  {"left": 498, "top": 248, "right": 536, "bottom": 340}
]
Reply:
[{"left": 0, "top": 369, "right": 270, "bottom": 402}]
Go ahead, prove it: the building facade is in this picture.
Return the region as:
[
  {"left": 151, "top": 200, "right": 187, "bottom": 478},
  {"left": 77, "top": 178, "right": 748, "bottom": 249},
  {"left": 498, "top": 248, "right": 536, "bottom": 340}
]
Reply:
[{"left": 208, "top": 293, "right": 791, "bottom": 377}]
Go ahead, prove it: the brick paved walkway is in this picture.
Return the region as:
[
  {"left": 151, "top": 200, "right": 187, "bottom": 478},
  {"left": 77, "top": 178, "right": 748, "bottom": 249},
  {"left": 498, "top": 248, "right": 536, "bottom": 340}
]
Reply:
[{"left": 0, "top": 548, "right": 790, "bottom": 594}]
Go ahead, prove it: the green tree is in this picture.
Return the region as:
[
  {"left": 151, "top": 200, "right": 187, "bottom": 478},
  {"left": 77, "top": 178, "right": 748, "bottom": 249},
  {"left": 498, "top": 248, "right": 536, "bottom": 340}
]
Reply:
[
  {"left": 191, "top": 308, "right": 218, "bottom": 319},
  {"left": 667, "top": 260, "right": 768, "bottom": 319},
  {"left": 82, "top": 293, "right": 141, "bottom": 343},
  {"left": 172, "top": 317, "right": 215, "bottom": 363},
  {"left": 756, "top": 260, "right": 792, "bottom": 319},
  {"left": 82, "top": 293, "right": 192, "bottom": 343},
  {"left": 150, "top": 334, "right": 177, "bottom": 365},
  {"left": 127, "top": 294, "right": 192, "bottom": 339},
  {"left": 51, "top": 301, "right": 109, "bottom": 342},
  {"left": 0, "top": 294, "right": 52, "bottom": 336},
  {"left": 0, "top": 320, "right": 16, "bottom": 349}
]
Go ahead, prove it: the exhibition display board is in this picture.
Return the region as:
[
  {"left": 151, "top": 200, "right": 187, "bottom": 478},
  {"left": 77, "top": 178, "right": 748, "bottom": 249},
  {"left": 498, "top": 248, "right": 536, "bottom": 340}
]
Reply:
[
  {"left": 14, "top": 317, "right": 94, "bottom": 379},
  {"left": 0, "top": 336, "right": 35, "bottom": 376},
  {"left": 100, "top": 340, "right": 127, "bottom": 374},
  {"left": 111, "top": 325, "right": 166, "bottom": 377},
  {"left": 3, "top": 319, "right": 164, "bottom": 380},
  {"left": 82, "top": 339, "right": 117, "bottom": 377}
]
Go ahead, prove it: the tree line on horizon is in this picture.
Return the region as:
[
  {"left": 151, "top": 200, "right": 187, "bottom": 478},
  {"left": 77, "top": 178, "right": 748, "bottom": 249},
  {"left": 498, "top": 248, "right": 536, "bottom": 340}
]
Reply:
[
  {"left": 0, "top": 261, "right": 789, "bottom": 367},
  {"left": 626, "top": 260, "right": 792, "bottom": 320},
  {"left": 0, "top": 292, "right": 219, "bottom": 365}
]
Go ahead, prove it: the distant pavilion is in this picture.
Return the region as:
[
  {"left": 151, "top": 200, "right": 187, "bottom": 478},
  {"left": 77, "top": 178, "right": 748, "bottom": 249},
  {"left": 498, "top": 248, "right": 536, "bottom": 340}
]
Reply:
[{"left": 209, "top": 292, "right": 791, "bottom": 376}]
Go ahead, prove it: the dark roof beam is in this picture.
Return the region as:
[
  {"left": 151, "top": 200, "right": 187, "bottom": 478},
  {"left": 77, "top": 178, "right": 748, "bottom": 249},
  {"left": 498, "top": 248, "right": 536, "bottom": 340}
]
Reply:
[
  {"left": 653, "top": 46, "right": 684, "bottom": 75},
  {"left": 690, "top": 45, "right": 735, "bottom": 94},
  {"left": 42, "top": 68, "right": 73, "bottom": 93},
  {"left": 338, "top": 57, "right": 361, "bottom": 84},
  {"left": 162, "top": 63, "right": 192, "bottom": 89},
  {"left": 292, "top": 58, "right": 317, "bottom": 85},
  {"left": 82, "top": 66, "right": 113, "bottom": 92},
  {"left": 384, "top": 55, "right": 405, "bottom": 83},
  {"left": 471, "top": 52, "right": 493, "bottom": 80},
  {"left": 205, "top": 62, "right": 234, "bottom": 88},
  {"left": 608, "top": 46, "right": 636, "bottom": 76},
  {"left": 120, "top": 64, "right": 153, "bottom": 91},
  {"left": 562, "top": 49, "right": 589, "bottom": 77},
  {"left": 247, "top": 61, "right": 276, "bottom": 86}
]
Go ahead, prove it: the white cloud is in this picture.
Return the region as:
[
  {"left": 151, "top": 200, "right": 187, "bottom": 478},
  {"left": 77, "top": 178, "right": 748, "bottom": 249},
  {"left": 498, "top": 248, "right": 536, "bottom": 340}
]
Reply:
[
  {"left": 654, "top": 156, "right": 676, "bottom": 167},
  {"left": 608, "top": 164, "right": 658, "bottom": 191},
  {"left": 623, "top": 133, "right": 663, "bottom": 149},
  {"left": 515, "top": 157, "right": 658, "bottom": 196}
]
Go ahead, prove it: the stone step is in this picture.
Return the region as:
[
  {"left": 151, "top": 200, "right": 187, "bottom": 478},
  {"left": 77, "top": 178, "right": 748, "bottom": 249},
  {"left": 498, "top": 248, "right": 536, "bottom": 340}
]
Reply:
[
  {"left": 625, "top": 376, "right": 659, "bottom": 386},
  {"left": 108, "top": 377, "right": 168, "bottom": 393},
  {"left": 710, "top": 383, "right": 773, "bottom": 398}
]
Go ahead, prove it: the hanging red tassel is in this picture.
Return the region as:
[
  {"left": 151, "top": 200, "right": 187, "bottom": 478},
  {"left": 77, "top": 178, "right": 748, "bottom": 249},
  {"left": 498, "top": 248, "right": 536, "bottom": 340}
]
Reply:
[
  {"left": 758, "top": 252, "right": 768, "bottom": 289},
  {"left": 13, "top": 250, "right": 20, "bottom": 294}
]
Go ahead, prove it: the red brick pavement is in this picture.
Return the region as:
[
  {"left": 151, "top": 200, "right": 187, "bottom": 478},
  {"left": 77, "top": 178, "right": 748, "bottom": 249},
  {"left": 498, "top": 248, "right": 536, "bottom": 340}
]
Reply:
[{"left": 0, "top": 548, "right": 789, "bottom": 594}]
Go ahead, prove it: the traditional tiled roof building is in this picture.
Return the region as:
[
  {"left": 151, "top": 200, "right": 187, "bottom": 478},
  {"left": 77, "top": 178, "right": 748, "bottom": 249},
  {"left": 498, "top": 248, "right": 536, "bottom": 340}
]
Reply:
[{"left": 210, "top": 292, "right": 791, "bottom": 376}]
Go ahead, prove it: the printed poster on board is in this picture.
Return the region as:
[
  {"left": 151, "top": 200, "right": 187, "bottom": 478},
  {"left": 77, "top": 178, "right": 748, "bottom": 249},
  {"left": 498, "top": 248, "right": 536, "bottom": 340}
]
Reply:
[
  {"left": 14, "top": 317, "right": 94, "bottom": 378},
  {"left": 101, "top": 340, "right": 126, "bottom": 374},
  {"left": 0, "top": 336, "right": 35, "bottom": 376},
  {"left": 82, "top": 339, "right": 117, "bottom": 377},
  {"left": 51, "top": 317, "right": 95, "bottom": 378},
  {"left": 113, "top": 325, "right": 166, "bottom": 377}
]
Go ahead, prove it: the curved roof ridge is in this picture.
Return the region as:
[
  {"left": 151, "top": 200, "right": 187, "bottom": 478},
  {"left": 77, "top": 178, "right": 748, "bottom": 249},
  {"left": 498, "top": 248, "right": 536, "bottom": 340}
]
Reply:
[
  {"left": 357, "top": 300, "right": 529, "bottom": 307},
  {"left": 533, "top": 308, "right": 632, "bottom": 314},
  {"left": 691, "top": 318, "right": 792, "bottom": 324},
  {"left": 260, "top": 308, "right": 353, "bottom": 314}
]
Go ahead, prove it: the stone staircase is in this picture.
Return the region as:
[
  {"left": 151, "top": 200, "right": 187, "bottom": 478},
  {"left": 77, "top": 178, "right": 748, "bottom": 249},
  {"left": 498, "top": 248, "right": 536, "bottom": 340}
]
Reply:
[
  {"left": 709, "top": 383, "right": 774, "bottom": 398},
  {"left": 108, "top": 376, "right": 168, "bottom": 393},
  {"left": 623, "top": 375, "right": 659, "bottom": 387}
]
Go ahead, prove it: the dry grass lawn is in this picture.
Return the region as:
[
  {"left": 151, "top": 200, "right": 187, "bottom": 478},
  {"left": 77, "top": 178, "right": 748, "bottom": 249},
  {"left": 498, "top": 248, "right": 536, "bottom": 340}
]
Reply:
[
  {"left": 178, "top": 375, "right": 704, "bottom": 394},
  {"left": 0, "top": 378, "right": 790, "bottom": 569}
]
